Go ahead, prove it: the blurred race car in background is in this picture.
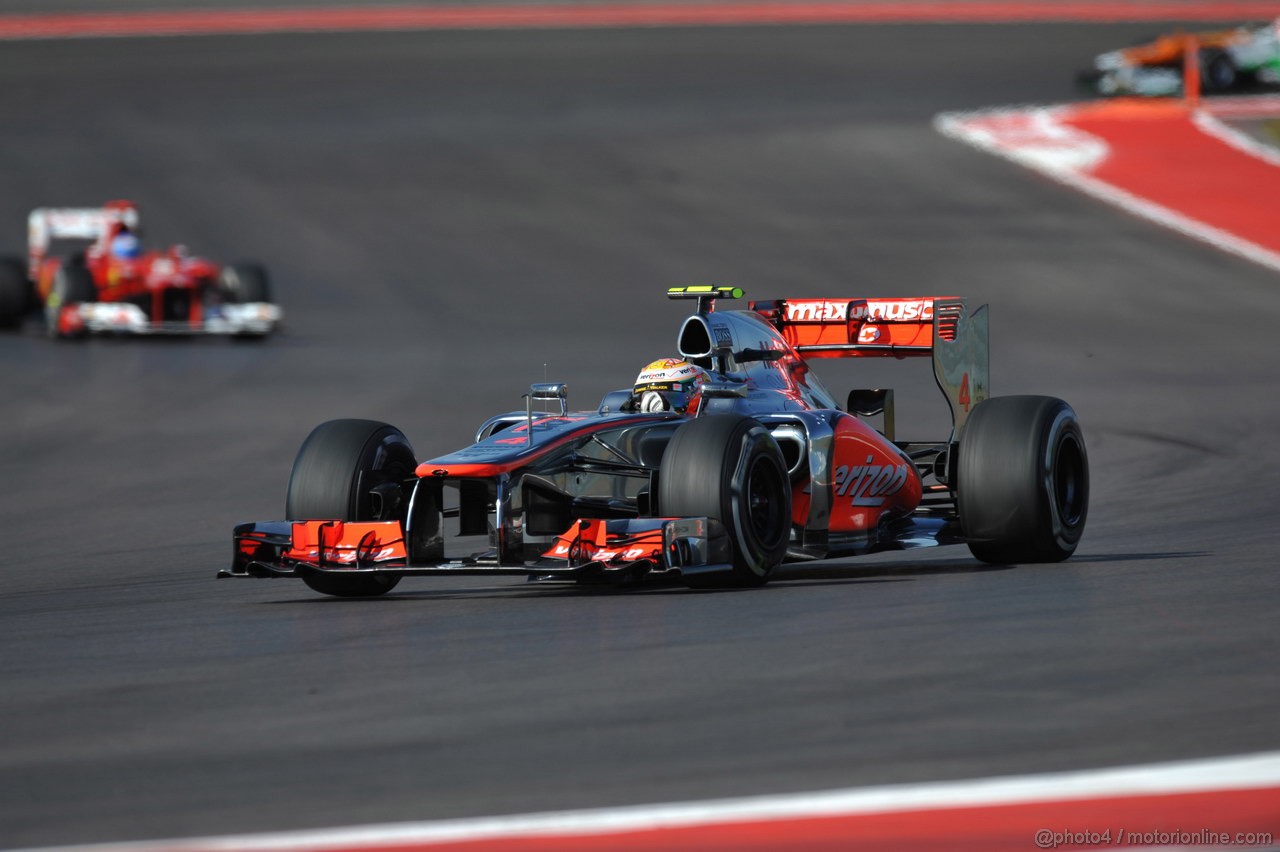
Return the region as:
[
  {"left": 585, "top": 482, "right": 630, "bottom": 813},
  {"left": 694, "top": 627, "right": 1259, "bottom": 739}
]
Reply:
[
  {"left": 0, "top": 199, "right": 280, "bottom": 339},
  {"left": 1080, "top": 18, "right": 1280, "bottom": 97},
  {"left": 223, "top": 287, "right": 1089, "bottom": 597}
]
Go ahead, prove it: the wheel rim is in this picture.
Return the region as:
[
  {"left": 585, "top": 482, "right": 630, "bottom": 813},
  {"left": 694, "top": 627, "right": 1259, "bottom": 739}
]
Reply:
[
  {"left": 355, "top": 436, "right": 415, "bottom": 521},
  {"left": 745, "top": 455, "right": 786, "bottom": 548},
  {"left": 1053, "top": 434, "right": 1086, "bottom": 528},
  {"left": 1207, "top": 59, "right": 1235, "bottom": 89}
]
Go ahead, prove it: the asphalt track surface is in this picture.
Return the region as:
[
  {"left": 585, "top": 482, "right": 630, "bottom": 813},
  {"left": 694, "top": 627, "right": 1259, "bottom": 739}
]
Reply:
[{"left": 1, "top": 17, "right": 1278, "bottom": 849}]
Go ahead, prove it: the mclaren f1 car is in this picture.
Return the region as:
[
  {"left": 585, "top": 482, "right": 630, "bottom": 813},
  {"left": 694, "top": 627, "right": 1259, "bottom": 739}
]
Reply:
[
  {"left": 0, "top": 200, "right": 280, "bottom": 338},
  {"left": 223, "top": 287, "right": 1088, "bottom": 596}
]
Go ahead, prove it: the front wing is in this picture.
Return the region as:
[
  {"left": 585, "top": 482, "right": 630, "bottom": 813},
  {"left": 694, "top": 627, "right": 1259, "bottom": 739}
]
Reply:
[
  {"left": 57, "top": 301, "right": 281, "bottom": 336},
  {"left": 223, "top": 516, "right": 735, "bottom": 583}
]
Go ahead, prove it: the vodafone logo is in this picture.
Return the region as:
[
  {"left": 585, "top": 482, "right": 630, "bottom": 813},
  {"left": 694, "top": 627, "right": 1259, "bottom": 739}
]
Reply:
[{"left": 850, "top": 299, "right": 934, "bottom": 322}]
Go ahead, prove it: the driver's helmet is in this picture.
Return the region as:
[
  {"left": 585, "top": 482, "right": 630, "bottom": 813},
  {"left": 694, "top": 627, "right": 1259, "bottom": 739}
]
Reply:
[
  {"left": 109, "top": 228, "right": 141, "bottom": 260},
  {"left": 632, "top": 358, "right": 708, "bottom": 415}
]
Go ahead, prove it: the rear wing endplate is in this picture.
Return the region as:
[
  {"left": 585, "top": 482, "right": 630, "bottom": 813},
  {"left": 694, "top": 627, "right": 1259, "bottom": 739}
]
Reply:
[
  {"left": 751, "top": 297, "right": 989, "bottom": 439},
  {"left": 27, "top": 202, "right": 139, "bottom": 277}
]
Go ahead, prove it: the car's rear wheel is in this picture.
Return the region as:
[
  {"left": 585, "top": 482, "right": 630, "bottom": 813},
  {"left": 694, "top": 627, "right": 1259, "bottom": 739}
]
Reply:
[
  {"left": 0, "top": 256, "right": 29, "bottom": 330},
  {"left": 660, "top": 414, "right": 791, "bottom": 589},
  {"left": 286, "top": 419, "right": 416, "bottom": 597},
  {"left": 957, "top": 395, "right": 1088, "bottom": 564},
  {"left": 46, "top": 263, "right": 96, "bottom": 340}
]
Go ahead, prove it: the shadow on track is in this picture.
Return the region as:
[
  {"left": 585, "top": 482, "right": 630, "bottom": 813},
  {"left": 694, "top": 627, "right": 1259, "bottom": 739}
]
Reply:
[{"left": 248, "top": 551, "right": 1207, "bottom": 604}]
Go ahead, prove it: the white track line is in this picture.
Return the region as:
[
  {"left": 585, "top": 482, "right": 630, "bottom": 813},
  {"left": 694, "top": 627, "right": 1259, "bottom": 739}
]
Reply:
[
  {"left": 13, "top": 750, "right": 1280, "bottom": 852},
  {"left": 1192, "top": 109, "right": 1280, "bottom": 169},
  {"left": 935, "top": 104, "right": 1280, "bottom": 275}
]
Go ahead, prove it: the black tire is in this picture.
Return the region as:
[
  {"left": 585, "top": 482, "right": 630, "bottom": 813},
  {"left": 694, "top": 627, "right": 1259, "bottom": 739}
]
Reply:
[
  {"left": 957, "top": 396, "right": 1088, "bottom": 565},
  {"left": 659, "top": 415, "right": 791, "bottom": 589},
  {"left": 286, "top": 419, "right": 416, "bottom": 597},
  {"left": 219, "top": 262, "right": 274, "bottom": 340},
  {"left": 46, "top": 263, "right": 96, "bottom": 340},
  {"left": 0, "top": 256, "right": 29, "bottom": 330},
  {"left": 1201, "top": 50, "right": 1239, "bottom": 93},
  {"left": 219, "top": 262, "right": 272, "bottom": 303}
]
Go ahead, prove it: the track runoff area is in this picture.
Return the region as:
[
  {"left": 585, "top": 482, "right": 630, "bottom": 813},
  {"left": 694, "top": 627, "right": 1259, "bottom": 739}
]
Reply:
[{"left": 9, "top": 2, "right": 1279, "bottom": 851}]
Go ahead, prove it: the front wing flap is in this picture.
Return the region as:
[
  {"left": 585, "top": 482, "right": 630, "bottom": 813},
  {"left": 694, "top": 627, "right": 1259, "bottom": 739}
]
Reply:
[
  {"left": 59, "top": 301, "right": 281, "bottom": 336},
  {"left": 223, "top": 516, "right": 732, "bottom": 581}
]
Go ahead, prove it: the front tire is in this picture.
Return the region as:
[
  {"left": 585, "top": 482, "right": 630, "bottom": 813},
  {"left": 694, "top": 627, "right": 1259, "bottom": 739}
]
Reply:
[
  {"left": 286, "top": 419, "right": 416, "bottom": 597},
  {"left": 660, "top": 415, "right": 791, "bottom": 589},
  {"left": 219, "top": 262, "right": 274, "bottom": 340},
  {"left": 219, "top": 262, "right": 272, "bottom": 303},
  {"left": 957, "top": 396, "right": 1088, "bottom": 564}
]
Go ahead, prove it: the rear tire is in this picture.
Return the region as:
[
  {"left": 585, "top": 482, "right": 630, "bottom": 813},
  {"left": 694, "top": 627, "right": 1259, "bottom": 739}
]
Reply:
[
  {"left": 46, "top": 263, "right": 96, "bottom": 340},
  {"left": 286, "top": 419, "right": 416, "bottom": 597},
  {"left": 957, "top": 396, "right": 1088, "bottom": 564},
  {"left": 0, "top": 256, "right": 29, "bottom": 330},
  {"left": 660, "top": 415, "right": 791, "bottom": 589}
]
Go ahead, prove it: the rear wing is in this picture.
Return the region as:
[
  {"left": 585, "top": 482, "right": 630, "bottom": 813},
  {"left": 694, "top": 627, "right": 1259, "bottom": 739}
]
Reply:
[
  {"left": 27, "top": 201, "right": 139, "bottom": 277},
  {"left": 751, "top": 297, "right": 989, "bottom": 440}
]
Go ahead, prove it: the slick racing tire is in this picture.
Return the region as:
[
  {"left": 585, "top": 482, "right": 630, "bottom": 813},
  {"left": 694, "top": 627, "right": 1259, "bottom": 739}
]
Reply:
[
  {"left": 219, "top": 262, "right": 272, "bottom": 303},
  {"left": 218, "top": 262, "right": 273, "bottom": 340},
  {"left": 660, "top": 414, "right": 791, "bottom": 589},
  {"left": 286, "top": 419, "right": 417, "bottom": 598},
  {"left": 46, "top": 263, "right": 96, "bottom": 340},
  {"left": 1200, "top": 49, "right": 1239, "bottom": 93},
  {"left": 0, "top": 256, "right": 29, "bottom": 330},
  {"left": 957, "top": 396, "right": 1088, "bottom": 565}
]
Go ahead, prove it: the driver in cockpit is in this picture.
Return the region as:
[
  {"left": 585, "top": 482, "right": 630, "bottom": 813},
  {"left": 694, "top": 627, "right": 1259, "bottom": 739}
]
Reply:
[{"left": 631, "top": 358, "right": 708, "bottom": 415}]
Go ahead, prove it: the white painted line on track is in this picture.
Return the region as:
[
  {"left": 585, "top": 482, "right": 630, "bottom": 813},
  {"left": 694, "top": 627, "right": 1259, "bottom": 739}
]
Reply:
[
  {"left": 13, "top": 750, "right": 1280, "bottom": 852},
  {"left": 1192, "top": 110, "right": 1280, "bottom": 169},
  {"left": 935, "top": 104, "right": 1280, "bottom": 276}
]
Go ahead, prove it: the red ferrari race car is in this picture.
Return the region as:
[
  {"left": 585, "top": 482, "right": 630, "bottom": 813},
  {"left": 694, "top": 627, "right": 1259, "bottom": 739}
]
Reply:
[
  {"left": 223, "top": 287, "right": 1088, "bottom": 596},
  {"left": 0, "top": 200, "right": 280, "bottom": 338}
]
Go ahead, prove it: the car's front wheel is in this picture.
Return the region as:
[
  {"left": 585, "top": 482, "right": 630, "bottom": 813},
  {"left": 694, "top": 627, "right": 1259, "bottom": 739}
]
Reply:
[
  {"left": 286, "top": 419, "right": 417, "bottom": 597},
  {"left": 660, "top": 414, "right": 791, "bottom": 589}
]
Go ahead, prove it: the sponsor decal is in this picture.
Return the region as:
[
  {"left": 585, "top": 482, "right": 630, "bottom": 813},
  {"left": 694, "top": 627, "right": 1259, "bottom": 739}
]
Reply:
[
  {"left": 713, "top": 326, "right": 734, "bottom": 348},
  {"left": 784, "top": 299, "right": 935, "bottom": 323},
  {"left": 857, "top": 325, "right": 881, "bottom": 343},
  {"left": 308, "top": 546, "right": 400, "bottom": 564},
  {"left": 637, "top": 369, "right": 693, "bottom": 383},
  {"left": 785, "top": 300, "right": 849, "bottom": 322},
  {"left": 834, "top": 456, "right": 910, "bottom": 507},
  {"left": 550, "top": 544, "right": 654, "bottom": 562},
  {"left": 850, "top": 299, "right": 934, "bottom": 322}
]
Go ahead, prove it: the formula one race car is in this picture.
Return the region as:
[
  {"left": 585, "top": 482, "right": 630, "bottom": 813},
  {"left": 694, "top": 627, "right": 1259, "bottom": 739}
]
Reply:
[
  {"left": 1080, "top": 18, "right": 1280, "bottom": 97},
  {"left": 223, "top": 287, "right": 1088, "bottom": 596},
  {"left": 0, "top": 200, "right": 280, "bottom": 338}
]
